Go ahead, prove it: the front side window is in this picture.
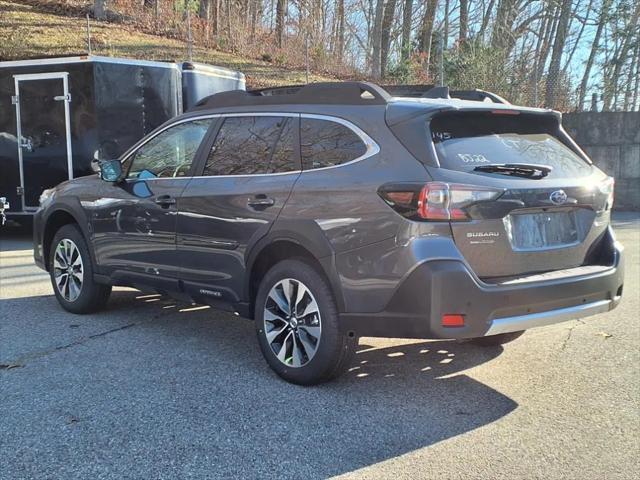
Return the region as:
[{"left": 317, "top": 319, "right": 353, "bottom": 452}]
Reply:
[
  {"left": 125, "top": 119, "right": 212, "bottom": 179},
  {"left": 204, "top": 116, "right": 297, "bottom": 176},
  {"left": 300, "top": 118, "right": 367, "bottom": 170}
]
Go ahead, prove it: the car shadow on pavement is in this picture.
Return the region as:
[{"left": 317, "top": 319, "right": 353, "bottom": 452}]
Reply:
[{"left": 1, "top": 289, "right": 518, "bottom": 479}]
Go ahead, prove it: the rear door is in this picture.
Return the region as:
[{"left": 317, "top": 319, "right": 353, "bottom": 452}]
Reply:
[
  {"left": 177, "top": 113, "right": 301, "bottom": 305},
  {"left": 428, "top": 111, "right": 613, "bottom": 279},
  {"left": 14, "top": 73, "right": 72, "bottom": 211},
  {"left": 92, "top": 117, "right": 214, "bottom": 284}
]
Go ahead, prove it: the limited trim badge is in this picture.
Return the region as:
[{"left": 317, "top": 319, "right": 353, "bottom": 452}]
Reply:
[{"left": 550, "top": 190, "right": 568, "bottom": 205}]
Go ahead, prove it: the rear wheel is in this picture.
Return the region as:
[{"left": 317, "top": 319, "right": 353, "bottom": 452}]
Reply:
[
  {"left": 470, "top": 331, "right": 525, "bottom": 346},
  {"left": 49, "top": 224, "right": 111, "bottom": 314},
  {"left": 255, "top": 259, "right": 356, "bottom": 385}
]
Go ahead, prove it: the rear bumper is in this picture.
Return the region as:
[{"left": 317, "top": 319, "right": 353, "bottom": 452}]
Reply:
[{"left": 340, "top": 241, "right": 624, "bottom": 339}]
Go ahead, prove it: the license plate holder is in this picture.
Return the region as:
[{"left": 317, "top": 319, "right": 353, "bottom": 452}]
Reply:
[{"left": 506, "top": 211, "right": 579, "bottom": 251}]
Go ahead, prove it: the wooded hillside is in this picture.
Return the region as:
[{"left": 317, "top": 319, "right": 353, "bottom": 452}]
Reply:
[{"left": 2, "top": 0, "right": 639, "bottom": 111}]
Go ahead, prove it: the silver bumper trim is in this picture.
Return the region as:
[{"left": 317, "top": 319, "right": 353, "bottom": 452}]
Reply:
[{"left": 486, "top": 299, "right": 613, "bottom": 336}]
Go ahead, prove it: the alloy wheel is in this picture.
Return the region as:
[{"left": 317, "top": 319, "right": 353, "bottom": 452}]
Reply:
[
  {"left": 263, "top": 278, "right": 322, "bottom": 367},
  {"left": 53, "top": 238, "right": 84, "bottom": 302}
]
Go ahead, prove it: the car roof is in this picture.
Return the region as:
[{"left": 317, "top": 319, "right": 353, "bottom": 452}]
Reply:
[{"left": 179, "top": 81, "right": 559, "bottom": 124}]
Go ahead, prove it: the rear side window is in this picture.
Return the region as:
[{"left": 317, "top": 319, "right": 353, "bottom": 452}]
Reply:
[
  {"left": 430, "top": 112, "right": 590, "bottom": 177},
  {"left": 204, "top": 116, "right": 297, "bottom": 176},
  {"left": 301, "top": 118, "right": 367, "bottom": 169}
]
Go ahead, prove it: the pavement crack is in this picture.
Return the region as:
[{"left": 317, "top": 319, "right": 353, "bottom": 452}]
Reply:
[
  {"left": 2, "top": 323, "right": 138, "bottom": 369},
  {"left": 560, "top": 327, "right": 574, "bottom": 351},
  {"left": 560, "top": 319, "right": 586, "bottom": 351}
]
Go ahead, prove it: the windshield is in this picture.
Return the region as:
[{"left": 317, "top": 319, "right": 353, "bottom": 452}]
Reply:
[{"left": 430, "top": 112, "right": 591, "bottom": 178}]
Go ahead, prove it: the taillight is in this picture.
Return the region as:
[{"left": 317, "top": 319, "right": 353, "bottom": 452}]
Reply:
[
  {"left": 598, "top": 176, "right": 615, "bottom": 210},
  {"left": 379, "top": 182, "right": 503, "bottom": 221}
]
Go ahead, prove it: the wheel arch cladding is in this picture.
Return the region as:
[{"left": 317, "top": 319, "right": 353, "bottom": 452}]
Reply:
[
  {"left": 43, "top": 208, "right": 88, "bottom": 271},
  {"left": 245, "top": 237, "right": 344, "bottom": 318}
]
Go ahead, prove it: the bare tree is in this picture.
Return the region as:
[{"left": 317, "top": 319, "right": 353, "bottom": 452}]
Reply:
[
  {"left": 459, "top": 0, "right": 469, "bottom": 44},
  {"left": 335, "top": 0, "right": 345, "bottom": 62},
  {"left": 370, "top": 0, "right": 386, "bottom": 78},
  {"left": 381, "top": 0, "right": 398, "bottom": 77},
  {"left": 545, "top": 0, "right": 572, "bottom": 107},
  {"left": 401, "top": 0, "right": 413, "bottom": 62},
  {"left": 578, "top": 0, "right": 613, "bottom": 110},
  {"left": 418, "top": 0, "right": 439, "bottom": 73},
  {"left": 275, "top": 0, "right": 286, "bottom": 48}
]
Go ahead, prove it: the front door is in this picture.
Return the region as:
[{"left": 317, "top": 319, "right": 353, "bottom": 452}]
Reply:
[
  {"left": 91, "top": 118, "right": 215, "bottom": 285},
  {"left": 15, "top": 73, "right": 72, "bottom": 210}
]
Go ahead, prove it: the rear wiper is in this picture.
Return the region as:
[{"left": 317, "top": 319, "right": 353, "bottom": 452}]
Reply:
[{"left": 473, "top": 163, "right": 552, "bottom": 179}]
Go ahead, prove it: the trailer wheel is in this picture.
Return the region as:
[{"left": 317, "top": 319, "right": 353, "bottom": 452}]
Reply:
[{"left": 49, "top": 224, "right": 111, "bottom": 314}]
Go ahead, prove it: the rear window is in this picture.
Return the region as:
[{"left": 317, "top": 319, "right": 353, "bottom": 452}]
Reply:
[{"left": 430, "top": 112, "right": 590, "bottom": 177}]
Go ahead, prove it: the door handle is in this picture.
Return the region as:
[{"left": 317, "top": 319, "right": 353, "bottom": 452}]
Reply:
[
  {"left": 247, "top": 195, "right": 275, "bottom": 207},
  {"left": 154, "top": 195, "right": 176, "bottom": 207}
]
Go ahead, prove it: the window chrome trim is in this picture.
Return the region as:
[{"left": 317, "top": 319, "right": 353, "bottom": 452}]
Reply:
[{"left": 120, "top": 112, "right": 380, "bottom": 180}]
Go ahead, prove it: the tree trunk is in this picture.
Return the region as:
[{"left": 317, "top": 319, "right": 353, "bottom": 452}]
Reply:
[
  {"left": 370, "top": 0, "right": 385, "bottom": 79},
  {"left": 380, "top": 0, "right": 398, "bottom": 78},
  {"left": 544, "top": 0, "right": 572, "bottom": 108},
  {"left": 418, "top": 0, "right": 439, "bottom": 55},
  {"left": 459, "top": 0, "right": 468, "bottom": 44},
  {"left": 577, "top": 0, "right": 612, "bottom": 110},
  {"left": 490, "top": 0, "right": 521, "bottom": 56},
  {"left": 336, "top": 0, "right": 345, "bottom": 62},
  {"left": 275, "top": 0, "right": 285, "bottom": 48},
  {"left": 401, "top": 0, "right": 413, "bottom": 62}
]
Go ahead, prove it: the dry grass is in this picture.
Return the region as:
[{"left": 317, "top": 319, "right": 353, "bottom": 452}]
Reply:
[{"left": 0, "top": 0, "right": 335, "bottom": 88}]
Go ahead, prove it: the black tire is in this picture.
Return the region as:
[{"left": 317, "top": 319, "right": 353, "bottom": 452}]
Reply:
[
  {"left": 255, "top": 259, "right": 357, "bottom": 385},
  {"left": 470, "top": 331, "right": 525, "bottom": 346},
  {"left": 49, "top": 224, "right": 111, "bottom": 314}
]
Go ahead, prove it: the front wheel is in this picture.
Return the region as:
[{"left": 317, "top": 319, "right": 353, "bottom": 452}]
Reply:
[
  {"left": 49, "top": 224, "right": 111, "bottom": 314},
  {"left": 255, "top": 259, "right": 356, "bottom": 385}
]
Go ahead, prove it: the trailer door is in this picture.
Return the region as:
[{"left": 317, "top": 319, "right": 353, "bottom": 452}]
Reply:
[{"left": 14, "top": 73, "right": 72, "bottom": 210}]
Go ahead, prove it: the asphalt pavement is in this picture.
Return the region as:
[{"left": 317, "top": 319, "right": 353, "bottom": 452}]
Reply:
[{"left": 1, "top": 213, "right": 638, "bottom": 479}]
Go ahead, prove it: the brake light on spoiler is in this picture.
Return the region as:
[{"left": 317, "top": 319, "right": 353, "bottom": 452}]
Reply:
[{"left": 379, "top": 182, "right": 504, "bottom": 221}]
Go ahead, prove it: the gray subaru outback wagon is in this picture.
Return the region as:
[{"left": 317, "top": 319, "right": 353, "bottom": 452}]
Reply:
[{"left": 33, "top": 82, "right": 624, "bottom": 384}]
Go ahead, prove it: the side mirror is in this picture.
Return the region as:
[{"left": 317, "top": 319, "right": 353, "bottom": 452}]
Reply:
[{"left": 99, "top": 159, "right": 123, "bottom": 182}]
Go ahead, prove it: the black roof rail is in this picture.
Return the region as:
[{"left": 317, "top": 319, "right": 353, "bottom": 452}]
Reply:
[
  {"left": 380, "top": 84, "right": 510, "bottom": 104},
  {"left": 373, "top": 84, "right": 434, "bottom": 97},
  {"left": 420, "top": 85, "right": 510, "bottom": 104},
  {"left": 449, "top": 89, "right": 510, "bottom": 104},
  {"left": 193, "top": 81, "right": 391, "bottom": 109}
]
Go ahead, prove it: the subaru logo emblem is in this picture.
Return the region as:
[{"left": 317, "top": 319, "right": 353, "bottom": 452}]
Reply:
[{"left": 550, "top": 190, "right": 568, "bottom": 205}]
